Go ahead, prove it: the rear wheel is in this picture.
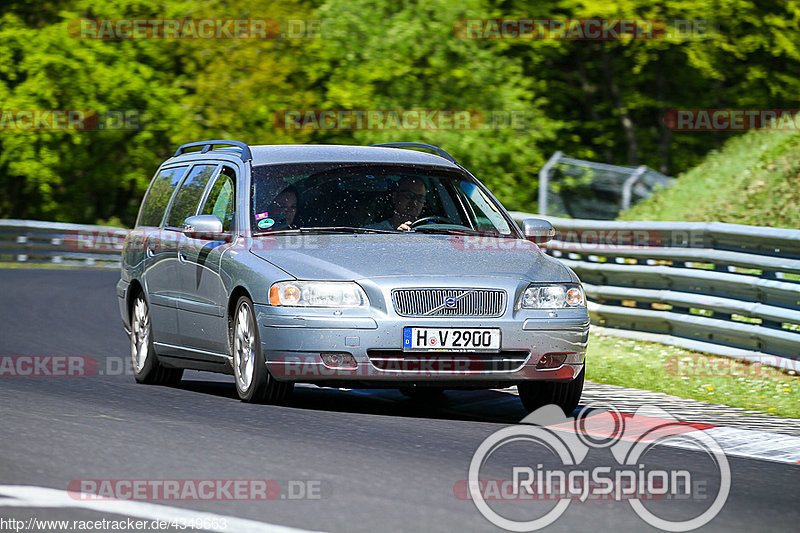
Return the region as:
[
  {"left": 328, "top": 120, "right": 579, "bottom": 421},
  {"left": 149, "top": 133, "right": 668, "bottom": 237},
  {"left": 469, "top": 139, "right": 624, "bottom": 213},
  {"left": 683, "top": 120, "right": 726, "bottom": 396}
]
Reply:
[
  {"left": 232, "top": 296, "right": 293, "bottom": 404},
  {"left": 130, "top": 292, "right": 183, "bottom": 386},
  {"left": 517, "top": 368, "right": 584, "bottom": 415}
]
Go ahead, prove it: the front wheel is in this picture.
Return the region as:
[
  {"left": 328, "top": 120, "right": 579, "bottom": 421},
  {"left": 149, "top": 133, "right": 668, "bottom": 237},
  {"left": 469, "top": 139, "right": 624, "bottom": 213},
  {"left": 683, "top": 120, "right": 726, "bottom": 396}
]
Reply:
[
  {"left": 517, "top": 369, "right": 584, "bottom": 415},
  {"left": 130, "top": 292, "right": 183, "bottom": 386},
  {"left": 231, "top": 296, "right": 293, "bottom": 404}
]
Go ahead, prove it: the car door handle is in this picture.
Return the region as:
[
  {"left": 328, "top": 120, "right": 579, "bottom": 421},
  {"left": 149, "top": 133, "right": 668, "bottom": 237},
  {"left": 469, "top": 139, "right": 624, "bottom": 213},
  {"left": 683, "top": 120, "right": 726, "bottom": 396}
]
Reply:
[
  {"left": 146, "top": 247, "right": 155, "bottom": 258},
  {"left": 178, "top": 251, "right": 187, "bottom": 263}
]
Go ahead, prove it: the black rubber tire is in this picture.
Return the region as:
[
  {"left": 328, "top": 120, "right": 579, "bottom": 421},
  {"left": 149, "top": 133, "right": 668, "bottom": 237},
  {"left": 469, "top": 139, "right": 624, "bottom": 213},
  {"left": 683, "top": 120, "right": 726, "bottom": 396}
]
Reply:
[
  {"left": 231, "top": 296, "right": 293, "bottom": 404},
  {"left": 517, "top": 368, "right": 585, "bottom": 415},
  {"left": 130, "top": 292, "right": 183, "bottom": 386}
]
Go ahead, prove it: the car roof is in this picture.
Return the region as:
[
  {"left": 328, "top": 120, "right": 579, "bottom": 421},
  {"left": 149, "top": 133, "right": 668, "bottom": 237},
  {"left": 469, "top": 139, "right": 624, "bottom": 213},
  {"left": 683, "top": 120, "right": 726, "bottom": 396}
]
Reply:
[{"left": 248, "top": 144, "right": 460, "bottom": 168}]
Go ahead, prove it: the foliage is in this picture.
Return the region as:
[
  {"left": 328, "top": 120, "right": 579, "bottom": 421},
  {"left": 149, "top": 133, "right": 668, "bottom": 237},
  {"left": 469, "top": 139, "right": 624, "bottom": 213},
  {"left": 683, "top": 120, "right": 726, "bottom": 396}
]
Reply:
[
  {"left": 620, "top": 128, "right": 800, "bottom": 227},
  {"left": 1, "top": 0, "right": 799, "bottom": 225}
]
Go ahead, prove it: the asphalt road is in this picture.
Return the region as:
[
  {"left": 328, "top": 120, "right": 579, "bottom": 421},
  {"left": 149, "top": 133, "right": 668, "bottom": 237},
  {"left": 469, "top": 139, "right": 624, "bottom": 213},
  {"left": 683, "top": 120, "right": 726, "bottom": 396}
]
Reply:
[{"left": 0, "top": 269, "right": 798, "bottom": 532}]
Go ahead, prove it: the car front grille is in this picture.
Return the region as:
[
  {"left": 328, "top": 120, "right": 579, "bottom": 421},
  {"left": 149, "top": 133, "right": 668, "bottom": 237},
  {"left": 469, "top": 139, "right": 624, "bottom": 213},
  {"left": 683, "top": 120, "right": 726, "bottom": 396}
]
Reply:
[
  {"left": 391, "top": 288, "right": 506, "bottom": 317},
  {"left": 367, "top": 350, "right": 529, "bottom": 373}
]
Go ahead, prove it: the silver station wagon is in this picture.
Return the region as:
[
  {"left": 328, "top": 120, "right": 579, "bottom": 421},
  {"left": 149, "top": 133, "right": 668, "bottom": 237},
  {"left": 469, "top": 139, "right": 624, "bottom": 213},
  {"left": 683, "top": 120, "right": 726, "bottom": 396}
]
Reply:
[{"left": 117, "top": 140, "right": 589, "bottom": 413}]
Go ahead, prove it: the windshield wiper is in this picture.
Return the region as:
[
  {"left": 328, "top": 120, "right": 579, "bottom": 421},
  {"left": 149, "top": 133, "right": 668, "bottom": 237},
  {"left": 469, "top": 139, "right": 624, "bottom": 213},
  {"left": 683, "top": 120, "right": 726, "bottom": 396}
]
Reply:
[
  {"left": 261, "top": 226, "right": 401, "bottom": 235},
  {"left": 412, "top": 225, "right": 508, "bottom": 238}
]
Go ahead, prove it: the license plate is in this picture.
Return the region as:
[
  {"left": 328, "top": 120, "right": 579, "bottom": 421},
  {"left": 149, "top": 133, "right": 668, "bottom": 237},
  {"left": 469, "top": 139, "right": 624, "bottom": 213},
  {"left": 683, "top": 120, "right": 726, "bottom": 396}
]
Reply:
[{"left": 402, "top": 327, "right": 501, "bottom": 352}]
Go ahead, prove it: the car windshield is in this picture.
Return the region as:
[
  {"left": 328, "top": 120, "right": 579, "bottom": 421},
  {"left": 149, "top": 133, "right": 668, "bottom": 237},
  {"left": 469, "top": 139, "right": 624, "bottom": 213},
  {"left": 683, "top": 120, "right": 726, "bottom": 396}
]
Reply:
[{"left": 251, "top": 162, "right": 517, "bottom": 237}]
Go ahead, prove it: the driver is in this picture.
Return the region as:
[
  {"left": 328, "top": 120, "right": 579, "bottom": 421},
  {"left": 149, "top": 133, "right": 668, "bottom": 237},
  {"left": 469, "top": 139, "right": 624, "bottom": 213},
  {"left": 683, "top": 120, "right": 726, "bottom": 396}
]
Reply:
[{"left": 369, "top": 177, "right": 427, "bottom": 231}]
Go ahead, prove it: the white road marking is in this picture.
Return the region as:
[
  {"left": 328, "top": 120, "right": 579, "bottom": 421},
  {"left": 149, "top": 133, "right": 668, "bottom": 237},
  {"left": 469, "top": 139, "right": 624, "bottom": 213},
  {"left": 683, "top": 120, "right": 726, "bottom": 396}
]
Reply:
[
  {"left": 695, "top": 427, "right": 800, "bottom": 464},
  {"left": 0, "top": 485, "right": 323, "bottom": 533},
  {"left": 551, "top": 421, "right": 800, "bottom": 465}
]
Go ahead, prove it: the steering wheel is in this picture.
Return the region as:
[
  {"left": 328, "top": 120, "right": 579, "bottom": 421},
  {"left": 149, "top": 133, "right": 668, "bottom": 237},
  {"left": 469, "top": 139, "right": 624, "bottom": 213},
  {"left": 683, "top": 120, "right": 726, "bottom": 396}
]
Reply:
[{"left": 409, "top": 216, "right": 450, "bottom": 229}]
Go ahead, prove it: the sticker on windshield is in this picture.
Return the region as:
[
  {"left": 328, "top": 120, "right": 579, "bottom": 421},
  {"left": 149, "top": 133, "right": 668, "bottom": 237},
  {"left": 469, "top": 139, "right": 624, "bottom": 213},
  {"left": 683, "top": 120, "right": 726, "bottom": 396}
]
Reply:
[
  {"left": 258, "top": 218, "right": 275, "bottom": 229},
  {"left": 255, "top": 211, "right": 270, "bottom": 221}
]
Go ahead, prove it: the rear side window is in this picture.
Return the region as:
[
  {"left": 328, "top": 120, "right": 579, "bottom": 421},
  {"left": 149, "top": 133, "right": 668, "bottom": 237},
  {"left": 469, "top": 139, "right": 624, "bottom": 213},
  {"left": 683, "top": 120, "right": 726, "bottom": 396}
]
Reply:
[
  {"left": 165, "top": 164, "right": 219, "bottom": 228},
  {"left": 137, "top": 166, "right": 189, "bottom": 227},
  {"left": 200, "top": 166, "right": 236, "bottom": 231}
]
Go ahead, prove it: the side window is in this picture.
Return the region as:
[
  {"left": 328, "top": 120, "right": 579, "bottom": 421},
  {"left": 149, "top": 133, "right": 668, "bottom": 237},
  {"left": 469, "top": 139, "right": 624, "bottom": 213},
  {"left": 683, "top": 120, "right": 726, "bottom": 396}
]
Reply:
[
  {"left": 136, "top": 166, "right": 189, "bottom": 227},
  {"left": 165, "top": 164, "right": 219, "bottom": 228},
  {"left": 458, "top": 181, "right": 512, "bottom": 234},
  {"left": 200, "top": 166, "right": 236, "bottom": 231}
]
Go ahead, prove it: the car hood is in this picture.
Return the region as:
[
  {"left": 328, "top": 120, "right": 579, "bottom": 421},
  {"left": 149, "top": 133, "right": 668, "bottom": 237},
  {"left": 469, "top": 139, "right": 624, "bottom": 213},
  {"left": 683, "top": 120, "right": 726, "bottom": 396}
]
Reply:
[{"left": 249, "top": 233, "right": 571, "bottom": 281}]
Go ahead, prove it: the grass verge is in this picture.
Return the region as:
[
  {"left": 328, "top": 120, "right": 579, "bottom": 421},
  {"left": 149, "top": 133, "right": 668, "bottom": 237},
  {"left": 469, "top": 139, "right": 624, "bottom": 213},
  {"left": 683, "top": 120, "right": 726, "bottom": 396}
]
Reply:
[
  {"left": 586, "top": 332, "right": 799, "bottom": 418},
  {"left": 619, "top": 128, "right": 800, "bottom": 228}
]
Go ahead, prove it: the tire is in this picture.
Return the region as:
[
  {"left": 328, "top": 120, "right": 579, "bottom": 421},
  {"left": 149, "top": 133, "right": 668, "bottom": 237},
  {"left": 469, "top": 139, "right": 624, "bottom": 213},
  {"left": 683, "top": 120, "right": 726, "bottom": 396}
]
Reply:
[
  {"left": 130, "top": 292, "right": 183, "bottom": 386},
  {"left": 517, "top": 368, "right": 585, "bottom": 415},
  {"left": 231, "top": 296, "right": 293, "bottom": 404},
  {"left": 399, "top": 386, "right": 446, "bottom": 402}
]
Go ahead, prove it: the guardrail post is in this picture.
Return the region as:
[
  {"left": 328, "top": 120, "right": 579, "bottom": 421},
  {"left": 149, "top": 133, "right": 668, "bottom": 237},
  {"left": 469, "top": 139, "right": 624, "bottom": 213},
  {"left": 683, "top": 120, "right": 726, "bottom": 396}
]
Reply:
[
  {"left": 621, "top": 165, "right": 648, "bottom": 211},
  {"left": 538, "top": 151, "right": 563, "bottom": 217}
]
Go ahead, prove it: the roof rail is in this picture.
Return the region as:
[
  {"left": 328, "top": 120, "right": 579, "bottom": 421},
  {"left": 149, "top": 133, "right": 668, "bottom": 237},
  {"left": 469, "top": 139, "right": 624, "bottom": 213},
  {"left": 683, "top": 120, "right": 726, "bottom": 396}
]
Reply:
[
  {"left": 370, "top": 142, "right": 457, "bottom": 164},
  {"left": 173, "top": 140, "right": 252, "bottom": 161}
]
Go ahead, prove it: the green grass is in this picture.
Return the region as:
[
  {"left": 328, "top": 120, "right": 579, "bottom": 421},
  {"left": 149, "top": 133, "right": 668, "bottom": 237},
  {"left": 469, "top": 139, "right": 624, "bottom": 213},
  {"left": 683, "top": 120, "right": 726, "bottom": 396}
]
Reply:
[
  {"left": 620, "top": 129, "right": 800, "bottom": 228},
  {"left": 586, "top": 332, "right": 799, "bottom": 418}
]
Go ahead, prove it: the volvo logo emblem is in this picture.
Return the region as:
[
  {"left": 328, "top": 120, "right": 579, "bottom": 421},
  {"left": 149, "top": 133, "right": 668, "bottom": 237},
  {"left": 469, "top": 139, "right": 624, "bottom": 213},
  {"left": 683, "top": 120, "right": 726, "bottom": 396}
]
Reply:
[{"left": 422, "top": 290, "right": 477, "bottom": 316}]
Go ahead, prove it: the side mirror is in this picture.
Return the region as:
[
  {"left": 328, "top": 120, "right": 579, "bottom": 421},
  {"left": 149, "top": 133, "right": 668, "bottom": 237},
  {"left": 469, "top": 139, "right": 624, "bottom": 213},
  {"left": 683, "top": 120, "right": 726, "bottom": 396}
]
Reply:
[
  {"left": 522, "top": 218, "right": 555, "bottom": 244},
  {"left": 182, "top": 214, "right": 225, "bottom": 240}
]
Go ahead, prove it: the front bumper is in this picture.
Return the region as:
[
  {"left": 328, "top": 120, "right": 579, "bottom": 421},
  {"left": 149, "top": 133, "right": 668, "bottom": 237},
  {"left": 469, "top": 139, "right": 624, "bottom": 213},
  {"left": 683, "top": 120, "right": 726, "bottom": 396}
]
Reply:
[{"left": 254, "top": 304, "right": 589, "bottom": 386}]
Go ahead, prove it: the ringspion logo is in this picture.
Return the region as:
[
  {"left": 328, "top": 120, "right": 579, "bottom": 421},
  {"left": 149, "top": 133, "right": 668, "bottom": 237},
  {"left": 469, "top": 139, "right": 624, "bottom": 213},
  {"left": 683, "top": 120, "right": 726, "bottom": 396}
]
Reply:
[{"left": 466, "top": 404, "right": 730, "bottom": 531}]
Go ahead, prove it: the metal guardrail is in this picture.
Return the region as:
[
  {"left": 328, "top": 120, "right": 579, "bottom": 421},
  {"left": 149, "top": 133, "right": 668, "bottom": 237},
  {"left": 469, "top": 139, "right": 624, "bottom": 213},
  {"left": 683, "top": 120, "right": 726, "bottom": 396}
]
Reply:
[
  {"left": 511, "top": 212, "right": 800, "bottom": 361},
  {"left": 3, "top": 216, "right": 799, "bottom": 362},
  {"left": 0, "top": 220, "right": 127, "bottom": 268}
]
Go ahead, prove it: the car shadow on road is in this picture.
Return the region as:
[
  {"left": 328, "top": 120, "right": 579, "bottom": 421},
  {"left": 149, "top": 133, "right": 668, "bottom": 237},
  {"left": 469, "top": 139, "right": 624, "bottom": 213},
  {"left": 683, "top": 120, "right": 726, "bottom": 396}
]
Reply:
[{"left": 177, "top": 377, "right": 530, "bottom": 425}]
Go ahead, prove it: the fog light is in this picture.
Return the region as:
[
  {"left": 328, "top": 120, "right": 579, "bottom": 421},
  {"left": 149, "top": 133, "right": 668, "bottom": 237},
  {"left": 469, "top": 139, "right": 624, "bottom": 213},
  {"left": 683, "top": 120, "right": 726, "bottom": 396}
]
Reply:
[
  {"left": 535, "top": 353, "right": 569, "bottom": 369},
  {"left": 321, "top": 353, "right": 357, "bottom": 369}
]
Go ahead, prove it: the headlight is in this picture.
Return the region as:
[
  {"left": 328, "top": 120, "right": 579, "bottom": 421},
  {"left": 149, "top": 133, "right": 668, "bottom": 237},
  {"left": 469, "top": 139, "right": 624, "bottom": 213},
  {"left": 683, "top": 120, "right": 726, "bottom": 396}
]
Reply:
[
  {"left": 521, "top": 284, "right": 585, "bottom": 309},
  {"left": 269, "top": 281, "right": 369, "bottom": 308}
]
